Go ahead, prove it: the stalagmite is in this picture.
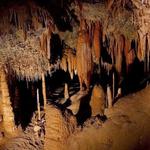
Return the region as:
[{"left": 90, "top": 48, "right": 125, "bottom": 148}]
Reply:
[
  {"left": 116, "top": 87, "right": 122, "bottom": 98},
  {"left": 42, "top": 73, "right": 47, "bottom": 110},
  {"left": 146, "top": 34, "right": 150, "bottom": 73},
  {"left": 0, "top": 70, "right": 16, "bottom": 135},
  {"left": 107, "top": 84, "right": 113, "bottom": 108},
  {"left": 90, "top": 85, "right": 105, "bottom": 116},
  {"left": 36, "top": 88, "right": 41, "bottom": 120},
  {"left": 112, "top": 72, "right": 115, "bottom": 100},
  {"left": 64, "top": 83, "right": 69, "bottom": 100}
]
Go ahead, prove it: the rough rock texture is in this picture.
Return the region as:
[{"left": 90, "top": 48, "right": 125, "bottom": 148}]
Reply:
[
  {"left": 0, "top": 70, "right": 16, "bottom": 136},
  {"left": 67, "top": 91, "right": 88, "bottom": 115},
  {"left": 134, "top": 1, "right": 150, "bottom": 72},
  {"left": 44, "top": 104, "right": 77, "bottom": 150},
  {"left": 0, "top": 135, "right": 43, "bottom": 150},
  {"left": 65, "top": 86, "right": 150, "bottom": 150},
  {"left": 0, "top": 111, "right": 44, "bottom": 150},
  {"left": 82, "top": 116, "right": 103, "bottom": 129}
]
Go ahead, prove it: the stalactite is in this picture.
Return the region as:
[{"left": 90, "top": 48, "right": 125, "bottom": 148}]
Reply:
[
  {"left": 46, "top": 28, "right": 51, "bottom": 60},
  {"left": 61, "top": 56, "right": 68, "bottom": 72},
  {"left": 17, "top": 7, "right": 27, "bottom": 30},
  {"left": 129, "top": 49, "right": 136, "bottom": 66},
  {"left": 137, "top": 34, "right": 143, "bottom": 61},
  {"left": 127, "top": 43, "right": 136, "bottom": 66},
  {"left": 138, "top": 31, "right": 146, "bottom": 62},
  {"left": 1, "top": 2, "right": 54, "bottom": 54},
  {"left": 68, "top": 51, "right": 75, "bottom": 80},
  {"left": 77, "top": 19, "right": 93, "bottom": 90},
  {"left": 107, "top": 0, "right": 114, "bottom": 10},
  {"left": 115, "top": 35, "right": 125, "bottom": 75},
  {"left": 125, "top": 39, "right": 131, "bottom": 73},
  {"left": 92, "top": 21, "right": 101, "bottom": 64},
  {"left": 39, "top": 27, "right": 52, "bottom": 59},
  {"left": 101, "top": 59, "right": 112, "bottom": 72},
  {"left": 60, "top": 48, "right": 76, "bottom": 80},
  {"left": 40, "top": 31, "right": 48, "bottom": 54}
]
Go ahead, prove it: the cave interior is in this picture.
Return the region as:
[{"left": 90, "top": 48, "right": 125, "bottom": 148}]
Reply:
[{"left": 0, "top": 0, "right": 150, "bottom": 150}]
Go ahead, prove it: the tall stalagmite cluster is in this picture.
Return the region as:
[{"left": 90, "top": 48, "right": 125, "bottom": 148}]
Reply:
[{"left": 0, "top": 69, "right": 16, "bottom": 136}]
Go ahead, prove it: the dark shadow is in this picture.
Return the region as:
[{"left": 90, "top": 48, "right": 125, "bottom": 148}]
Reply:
[
  {"left": 76, "top": 92, "right": 92, "bottom": 125},
  {"left": 36, "top": 0, "right": 75, "bottom": 31},
  {"left": 125, "top": 57, "right": 144, "bottom": 94},
  {"left": 50, "top": 33, "right": 63, "bottom": 64},
  {"left": 96, "top": 114, "right": 107, "bottom": 122},
  {"left": 8, "top": 77, "right": 44, "bottom": 130}
]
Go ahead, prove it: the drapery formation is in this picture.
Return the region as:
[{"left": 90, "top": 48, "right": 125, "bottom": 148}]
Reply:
[
  {"left": 61, "top": 48, "right": 77, "bottom": 80},
  {"left": 0, "top": 0, "right": 149, "bottom": 91},
  {"left": 76, "top": 19, "right": 93, "bottom": 90},
  {"left": 59, "top": 0, "right": 150, "bottom": 96}
]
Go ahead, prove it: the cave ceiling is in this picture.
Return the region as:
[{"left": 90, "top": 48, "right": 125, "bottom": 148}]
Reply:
[{"left": 0, "top": 0, "right": 149, "bottom": 85}]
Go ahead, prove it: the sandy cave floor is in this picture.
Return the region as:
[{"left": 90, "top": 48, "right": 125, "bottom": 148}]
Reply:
[
  {"left": 66, "top": 85, "right": 150, "bottom": 150},
  {"left": 1, "top": 85, "right": 150, "bottom": 150}
]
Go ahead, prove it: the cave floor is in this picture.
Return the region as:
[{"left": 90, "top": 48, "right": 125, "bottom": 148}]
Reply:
[
  {"left": 1, "top": 85, "right": 150, "bottom": 150},
  {"left": 66, "top": 85, "right": 150, "bottom": 150}
]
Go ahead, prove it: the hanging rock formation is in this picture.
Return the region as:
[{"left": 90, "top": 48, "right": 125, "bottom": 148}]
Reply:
[
  {"left": 76, "top": 19, "right": 93, "bottom": 90},
  {"left": 60, "top": 48, "right": 77, "bottom": 79}
]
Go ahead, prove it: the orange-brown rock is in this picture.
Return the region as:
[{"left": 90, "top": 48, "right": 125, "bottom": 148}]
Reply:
[
  {"left": 90, "top": 85, "right": 105, "bottom": 116},
  {"left": 44, "top": 104, "right": 77, "bottom": 150}
]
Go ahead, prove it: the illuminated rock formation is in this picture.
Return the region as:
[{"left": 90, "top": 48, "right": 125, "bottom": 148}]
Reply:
[
  {"left": 44, "top": 104, "right": 77, "bottom": 150},
  {"left": 0, "top": 70, "right": 16, "bottom": 136},
  {"left": 90, "top": 85, "right": 105, "bottom": 116},
  {"left": 76, "top": 19, "right": 93, "bottom": 90}
]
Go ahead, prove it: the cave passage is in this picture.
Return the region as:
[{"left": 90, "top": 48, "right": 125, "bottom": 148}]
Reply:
[{"left": 0, "top": 0, "right": 150, "bottom": 150}]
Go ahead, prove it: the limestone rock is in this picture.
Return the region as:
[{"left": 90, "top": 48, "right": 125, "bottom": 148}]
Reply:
[
  {"left": 44, "top": 104, "right": 77, "bottom": 150},
  {"left": 90, "top": 85, "right": 105, "bottom": 116}
]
